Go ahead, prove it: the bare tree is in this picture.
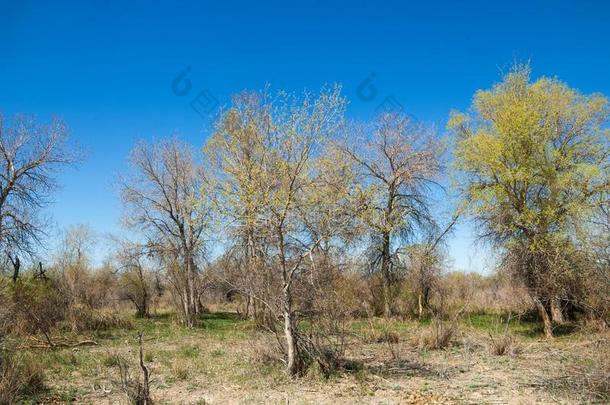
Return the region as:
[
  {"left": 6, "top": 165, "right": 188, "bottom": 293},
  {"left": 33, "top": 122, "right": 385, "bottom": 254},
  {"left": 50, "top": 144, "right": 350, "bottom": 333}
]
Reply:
[
  {"left": 0, "top": 114, "right": 79, "bottom": 277},
  {"left": 56, "top": 224, "right": 97, "bottom": 269},
  {"left": 337, "top": 113, "right": 444, "bottom": 317},
  {"left": 114, "top": 240, "right": 157, "bottom": 318},
  {"left": 119, "top": 138, "right": 208, "bottom": 327},
  {"left": 405, "top": 213, "right": 458, "bottom": 319}
]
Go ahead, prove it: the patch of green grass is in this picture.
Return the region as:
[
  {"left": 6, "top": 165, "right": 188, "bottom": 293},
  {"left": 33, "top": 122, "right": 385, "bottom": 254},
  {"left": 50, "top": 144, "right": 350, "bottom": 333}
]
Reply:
[
  {"left": 463, "top": 313, "right": 539, "bottom": 337},
  {"left": 198, "top": 312, "right": 245, "bottom": 336},
  {"left": 179, "top": 344, "right": 200, "bottom": 359}
]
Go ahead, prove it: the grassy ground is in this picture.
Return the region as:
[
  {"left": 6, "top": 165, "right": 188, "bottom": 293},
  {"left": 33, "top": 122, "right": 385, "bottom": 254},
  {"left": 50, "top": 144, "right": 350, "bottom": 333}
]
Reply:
[{"left": 12, "top": 310, "right": 609, "bottom": 404}]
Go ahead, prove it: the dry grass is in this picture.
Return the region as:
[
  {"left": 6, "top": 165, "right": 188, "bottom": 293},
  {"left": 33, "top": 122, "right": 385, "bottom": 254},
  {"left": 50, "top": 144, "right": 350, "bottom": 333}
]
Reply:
[
  {"left": 417, "top": 319, "right": 459, "bottom": 350},
  {"left": 8, "top": 311, "right": 609, "bottom": 404},
  {"left": 487, "top": 332, "right": 520, "bottom": 356},
  {"left": 542, "top": 335, "right": 610, "bottom": 402},
  {"left": 0, "top": 350, "right": 46, "bottom": 403}
]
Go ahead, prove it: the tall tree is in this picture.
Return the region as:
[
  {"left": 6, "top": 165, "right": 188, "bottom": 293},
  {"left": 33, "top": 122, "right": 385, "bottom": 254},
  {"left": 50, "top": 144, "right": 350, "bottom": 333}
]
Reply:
[
  {"left": 205, "top": 92, "right": 272, "bottom": 319},
  {"left": 207, "top": 86, "right": 346, "bottom": 375},
  {"left": 0, "top": 114, "right": 79, "bottom": 278},
  {"left": 337, "top": 113, "right": 444, "bottom": 317},
  {"left": 120, "top": 138, "right": 208, "bottom": 327},
  {"left": 450, "top": 65, "right": 610, "bottom": 337}
]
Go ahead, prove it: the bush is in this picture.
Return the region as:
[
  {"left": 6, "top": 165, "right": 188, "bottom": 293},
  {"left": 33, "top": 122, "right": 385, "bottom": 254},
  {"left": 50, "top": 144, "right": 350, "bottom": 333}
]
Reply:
[
  {"left": 417, "top": 317, "right": 459, "bottom": 350},
  {"left": 63, "top": 307, "right": 133, "bottom": 332},
  {"left": 0, "top": 349, "right": 46, "bottom": 403},
  {"left": 488, "top": 333, "right": 520, "bottom": 356},
  {"left": 0, "top": 277, "right": 69, "bottom": 338}
]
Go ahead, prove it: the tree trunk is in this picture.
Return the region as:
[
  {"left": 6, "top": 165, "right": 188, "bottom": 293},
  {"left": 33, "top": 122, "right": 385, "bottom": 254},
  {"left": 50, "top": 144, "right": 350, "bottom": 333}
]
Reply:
[
  {"left": 9, "top": 255, "right": 20, "bottom": 283},
  {"left": 245, "top": 294, "right": 255, "bottom": 320},
  {"left": 278, "top": 225, "right": 299, "bottom": 376},
  {"left": 534, "top": 297, "right": 553, "bottom": 338},
  {"left": 283, "top": 283, "right": 299, "bottom": 376},
  {"left": 140, "top": 292, "right": 148, "bottom": 318},
  {"left": 381, "top": 231, "right": 392, "bottom": 318},
  {"left": 550, "top": 297, "right": 565, "bottom": 324},
  {"left": 418, "top": 293, "right": 423, "bottom": 320},
  {"left": 182, "top": 287, "right": 193, "bottom": 327}
]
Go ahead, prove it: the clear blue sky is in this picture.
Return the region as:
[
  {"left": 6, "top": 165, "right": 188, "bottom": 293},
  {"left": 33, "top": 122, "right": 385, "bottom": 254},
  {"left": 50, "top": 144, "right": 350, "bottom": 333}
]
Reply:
[{"left": 2, "top": 0, "right": 609, "bottom": 271}]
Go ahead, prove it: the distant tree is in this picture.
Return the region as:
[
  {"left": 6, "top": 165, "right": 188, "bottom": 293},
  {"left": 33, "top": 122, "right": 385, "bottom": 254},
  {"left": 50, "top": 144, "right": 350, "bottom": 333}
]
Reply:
[
  {"left": 0, "top": 114, "right": 79, "bottom": 279},
  {"left": 114, "top": 240, "right": 156, "bottom": 318},
  {"left": 119, "top": 138, "right": 208, "bottom": 327},
  {"left": 57, "top": 224, "right": 97, "bottom": 269},
  {"left": 450, "top": 65, "right": 609, "bottom": 337},
  {"left": 405, "top": 213, "right": 459, "bottom": 319},
  {"left": 337, "top": 113, "right": 444, "bottom": 317}
]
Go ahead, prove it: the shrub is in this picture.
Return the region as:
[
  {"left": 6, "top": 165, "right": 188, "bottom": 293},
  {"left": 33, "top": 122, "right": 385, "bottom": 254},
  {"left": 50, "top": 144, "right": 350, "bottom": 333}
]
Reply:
[
  {"left": 0, "top": 349, "right": 46, "bottom": 403},
  {"left": 417, "top": 317, "right": 459, "bottom": 350},
  {"left": 488, "top": 333, "right": 520, "bottom": 356},
  {"left": 65, "top": 308, "right": 133, "bottom": 332}
]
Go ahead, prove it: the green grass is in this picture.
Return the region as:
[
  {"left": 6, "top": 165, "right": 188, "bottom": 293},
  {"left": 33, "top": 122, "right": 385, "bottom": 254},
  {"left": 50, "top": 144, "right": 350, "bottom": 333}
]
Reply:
[{"left": 462, "top": 313, "right": 540, "bottom": 337}]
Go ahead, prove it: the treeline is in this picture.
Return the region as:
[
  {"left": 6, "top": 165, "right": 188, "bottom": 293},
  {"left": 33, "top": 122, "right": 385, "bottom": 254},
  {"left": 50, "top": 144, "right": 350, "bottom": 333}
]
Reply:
[{"left": 1, "top": 65, "right": 608, "bottom": 382}]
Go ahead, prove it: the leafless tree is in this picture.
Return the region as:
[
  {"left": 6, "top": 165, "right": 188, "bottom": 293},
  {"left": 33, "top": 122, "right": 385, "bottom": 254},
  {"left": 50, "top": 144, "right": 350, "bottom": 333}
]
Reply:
[
  {"left": 119, "top": 138, "right": 208, "bottom": 327},
  {"left": 56, "top": 224, "right": 97, "bottom": 269},
  {"left": 114, "top": 240, "right": 157, "bottom": 318},
  {"left": 337, "top": 113, "right": 444, "bottom": 317},
  {"left": 0, "top": 114, "right": 79, "bottom": 278}
]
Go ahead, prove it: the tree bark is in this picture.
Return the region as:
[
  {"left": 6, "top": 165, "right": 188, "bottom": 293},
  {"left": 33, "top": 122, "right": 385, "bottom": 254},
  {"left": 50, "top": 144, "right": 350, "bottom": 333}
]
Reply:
[
  {"left": 278, "top": 225, "right": 299, "bottom": 376},
  {"left": 534, "top": 297, "right": 553, "bottom": 338},
  {"left": 381, "top": 230, "right": 392, "bottom": 318},
  {"left": 283, "top": 283, "right": 299, "bottom": 376},
  {"left": 9, "top": 254, "right": 20, "bottom": 283},
  {"left": 550, "top": 297, "right": 565, "bottom": 324}
]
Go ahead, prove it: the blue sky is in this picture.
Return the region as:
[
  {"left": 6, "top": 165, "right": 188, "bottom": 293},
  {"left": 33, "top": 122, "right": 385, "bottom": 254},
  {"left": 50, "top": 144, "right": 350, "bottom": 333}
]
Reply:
[{"left": 2, "top": 0, "right": 609, "bottom": 271}]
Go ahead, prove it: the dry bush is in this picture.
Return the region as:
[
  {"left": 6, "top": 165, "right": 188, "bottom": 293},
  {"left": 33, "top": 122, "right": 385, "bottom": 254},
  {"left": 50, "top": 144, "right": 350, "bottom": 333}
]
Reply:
[
  {"left": 377, "top": 330, "right": 399, "bottom": 344},
  {"left": 297, "top": 269, "right": 365, "bottom": 377},
  {"left": 417, "top": 316, "right": 460, "bottom": 350},
  {"left": 435, "top": 272, "right": 531, "bottom": 316},
  {"left": 0, "top": 349, "right": 46, "bottom": 403},
  {"left": 112, "top": 333, "right": 153, "bottom": 404},
  {"left": 64, "top": 307, "right": 133, "bottom": 332},
  {"left": 364, "top": 274, "right": 389, "bottom": 316},
  {"left": 487, "top": 333, "right": 520, "bottom": 356}
]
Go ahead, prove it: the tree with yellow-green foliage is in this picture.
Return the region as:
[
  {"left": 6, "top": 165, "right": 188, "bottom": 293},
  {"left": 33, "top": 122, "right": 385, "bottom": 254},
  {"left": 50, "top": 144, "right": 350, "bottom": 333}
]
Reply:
[
  {"left": 450, "top": 65, "right": 609, "bottom": 338},
  {"left": 206, "top": 86, "right": 347, "bottom": 375},
  {"left": 205, "top": 91, "right": 272, "bottom": 320}
]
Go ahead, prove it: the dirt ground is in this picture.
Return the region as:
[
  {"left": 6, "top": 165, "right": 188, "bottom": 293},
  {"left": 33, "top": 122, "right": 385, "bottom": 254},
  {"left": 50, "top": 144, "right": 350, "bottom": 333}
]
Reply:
[{"left": 25, "top": 312, "right": 609, "bottom": 404}]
